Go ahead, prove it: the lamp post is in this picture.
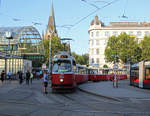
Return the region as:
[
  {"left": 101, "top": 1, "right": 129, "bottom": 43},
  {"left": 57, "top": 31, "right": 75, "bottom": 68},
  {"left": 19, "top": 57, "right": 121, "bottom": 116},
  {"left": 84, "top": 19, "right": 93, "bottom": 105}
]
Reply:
[
  {"left": 49, "top": 35, "right": 52, "bottom": 74},
  {"left": 112, "top": 54, "right": 119, "bottom": 88}
]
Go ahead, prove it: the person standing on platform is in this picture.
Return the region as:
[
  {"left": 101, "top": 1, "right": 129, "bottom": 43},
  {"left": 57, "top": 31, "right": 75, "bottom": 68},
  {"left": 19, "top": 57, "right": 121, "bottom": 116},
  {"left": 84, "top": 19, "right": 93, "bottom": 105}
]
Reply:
[
  {"left": 19, "top": 71, "right": 23, "bottom": 84},
  {"left": 43, "top": 70, "right": 48, "bottom": 94},
  {"left": 7, "top": 71, "right": 11, "bottom": 83},
  {"left": 1, "top": 70, "right": 5, "bottom": 84},
  {"left": 26, "top": 71, "right": 30, "bottom": 85},
  {"left": 30, "top": 72, "right": 33, "bottom": 84}
]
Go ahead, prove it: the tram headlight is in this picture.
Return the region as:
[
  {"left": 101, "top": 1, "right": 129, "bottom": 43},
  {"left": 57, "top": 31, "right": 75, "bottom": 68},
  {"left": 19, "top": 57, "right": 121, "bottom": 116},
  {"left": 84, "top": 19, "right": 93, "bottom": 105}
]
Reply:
[{"left": 60, "top": 79, "right": 64, "bottom": 82}]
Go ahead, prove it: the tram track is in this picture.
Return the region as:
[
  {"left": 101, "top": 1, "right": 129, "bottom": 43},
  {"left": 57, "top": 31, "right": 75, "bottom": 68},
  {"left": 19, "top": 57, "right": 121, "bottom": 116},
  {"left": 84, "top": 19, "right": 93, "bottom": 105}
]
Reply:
[
  {"left": 0, "top": 80, "right": 150, "bottom": 116},
  {"left": 48, "top": 89, "right": 150, "bottom": 116},
  {"left": 0, "top": 92, "right": 150, "bottom": 116}
]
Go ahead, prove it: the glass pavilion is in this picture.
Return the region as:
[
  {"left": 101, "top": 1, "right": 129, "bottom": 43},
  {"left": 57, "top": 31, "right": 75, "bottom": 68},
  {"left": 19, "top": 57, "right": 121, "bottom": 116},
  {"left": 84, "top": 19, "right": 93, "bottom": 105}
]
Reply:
[{"left": 0, "top": 26, "right": 45, "bottom": 74}]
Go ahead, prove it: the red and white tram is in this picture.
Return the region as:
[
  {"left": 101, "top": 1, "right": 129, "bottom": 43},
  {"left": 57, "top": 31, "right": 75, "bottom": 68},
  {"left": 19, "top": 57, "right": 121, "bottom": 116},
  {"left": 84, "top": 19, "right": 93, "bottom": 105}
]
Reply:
[{"left": 51, "top": 51, "right": 77, "bottom": 91}]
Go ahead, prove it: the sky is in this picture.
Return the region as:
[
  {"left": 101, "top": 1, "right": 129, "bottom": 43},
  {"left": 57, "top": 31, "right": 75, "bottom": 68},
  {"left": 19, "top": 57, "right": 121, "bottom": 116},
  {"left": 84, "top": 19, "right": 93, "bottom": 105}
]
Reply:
[{"left": 0, "top": 0, "right": 150, "bottom": 55}]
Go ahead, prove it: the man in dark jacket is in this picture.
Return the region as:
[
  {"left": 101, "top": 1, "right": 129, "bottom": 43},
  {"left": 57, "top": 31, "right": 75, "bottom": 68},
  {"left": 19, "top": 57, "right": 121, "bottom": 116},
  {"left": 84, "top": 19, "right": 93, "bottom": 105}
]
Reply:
[
  {"left": 26, "top": 71, "right": 30, "bottom": 85},
  {"left": 19, "top": 71, "right": 23, "bottom": 84},
  {"left": 1, "top": 70, "right": 5, "bottom": 83}
]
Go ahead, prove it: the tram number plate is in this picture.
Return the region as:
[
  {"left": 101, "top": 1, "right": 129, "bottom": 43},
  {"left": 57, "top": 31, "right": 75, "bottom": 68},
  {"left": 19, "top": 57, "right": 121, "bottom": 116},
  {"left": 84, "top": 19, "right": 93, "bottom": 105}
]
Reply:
[{"left": 60, "top": 74, "right": 64, "bottom": 78}]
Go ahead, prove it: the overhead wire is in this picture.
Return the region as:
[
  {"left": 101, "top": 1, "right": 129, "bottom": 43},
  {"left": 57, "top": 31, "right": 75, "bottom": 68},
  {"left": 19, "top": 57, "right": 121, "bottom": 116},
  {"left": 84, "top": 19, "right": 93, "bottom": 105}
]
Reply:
[{"left": 70, "top": 0, "right": 120, "bottom": 29}]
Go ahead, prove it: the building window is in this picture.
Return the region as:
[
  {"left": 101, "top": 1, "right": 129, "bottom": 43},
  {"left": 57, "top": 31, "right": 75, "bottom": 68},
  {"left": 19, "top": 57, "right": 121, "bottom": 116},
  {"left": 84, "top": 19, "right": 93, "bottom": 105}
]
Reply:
[
  {"left": 113, "top": 31, "right": 118, "bottom": 36},
  {"left": 104, "top": 39, "right": 107, "bottom": 45},
  {"left": 92, "top": 40, "right": 94, "bottom": 46},
  {"left": 96, "top": 49, "right": 99, "bottom": 55},
  {"left": 91, "top": 32, "right": 94, "bottom": 37},
  {"left": 137, "top": 31, "right": 141, "bottom": 37},
  {"left": 92, "top": 58, "right": 94, "bottom": 63},
  {"left": 129, "top": 31, "right": 133, "bottom": 35},
  {"left": 91, "top": 49, "right": 94, "bottom": 55},
  {"left": 96, "top": 40, "right": 99, "bottom": 45},
  {"left": 105, "top": 31, "right": 110, "bottom": 37},
  {"left": 96, "top": 58, "right": 99, "bottom": 64},
  {"left": 96, "top": 31, "right": 99, "bottom": 37},
  {"left": 145, "top": 31, "right": 150, "bottom": 36}
]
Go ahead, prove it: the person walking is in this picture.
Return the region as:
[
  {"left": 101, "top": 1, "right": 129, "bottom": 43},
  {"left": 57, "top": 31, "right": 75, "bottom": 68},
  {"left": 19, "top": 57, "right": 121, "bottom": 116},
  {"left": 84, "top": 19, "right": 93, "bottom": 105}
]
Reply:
[
  {"left": 30, "top": 72, "right": 33, "bottom": 84},
  {"left": 1, "top": 70, "right": 5, "bottom": 84},
  {"left": 19, "top": 71, "right": 23, "bottom": 84},
  {"left": 43, "top": 70, "right": 48, "bottom": 94},
  {"left": 26, "top": 71, "right": 30, "bottom": 85},
  {"left": 7, "top": 71, "right": 11, "bottom": 83}
]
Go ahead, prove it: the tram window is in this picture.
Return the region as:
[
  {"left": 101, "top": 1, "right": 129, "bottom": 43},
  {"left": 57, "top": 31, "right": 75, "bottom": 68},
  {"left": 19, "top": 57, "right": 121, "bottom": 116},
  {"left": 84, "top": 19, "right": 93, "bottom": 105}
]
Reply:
[
  {"left": 52, "top": 63, "right": 59, "bottom": 72},
  {"left": 146, "top": 68, "right": 150, "bottom": 80},
  {"left": 73, "top": 61, "right": 76, "bottom": 73},
  {"left": 52, "top": 60, "right": 71, "bottom": 73}
]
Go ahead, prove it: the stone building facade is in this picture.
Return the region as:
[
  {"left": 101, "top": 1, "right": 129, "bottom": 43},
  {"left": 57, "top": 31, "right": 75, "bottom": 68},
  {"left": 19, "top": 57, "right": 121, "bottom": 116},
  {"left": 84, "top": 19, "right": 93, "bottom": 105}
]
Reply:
[{"left": 88, "top": 16, "right": 150, "bottom": 69}]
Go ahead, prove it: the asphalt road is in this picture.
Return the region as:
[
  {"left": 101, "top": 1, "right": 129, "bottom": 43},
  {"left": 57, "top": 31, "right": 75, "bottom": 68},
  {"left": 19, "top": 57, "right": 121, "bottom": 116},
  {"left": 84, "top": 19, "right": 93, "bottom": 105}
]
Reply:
[{"left": 0, "top": 80, "right": 150, "bottom": 116}]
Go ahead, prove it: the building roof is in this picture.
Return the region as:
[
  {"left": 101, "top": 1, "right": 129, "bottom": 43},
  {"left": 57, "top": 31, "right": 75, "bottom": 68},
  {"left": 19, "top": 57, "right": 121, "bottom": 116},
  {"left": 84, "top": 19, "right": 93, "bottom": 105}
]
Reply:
[
  {"left": 47, "top": 0, "right": 57, "bottom": 35},
  {"left": 0, "top": 26, "right": 44, "bottom": 56},
  {"left": 90, "top": 16, "right": 104, "bottom": 26},
  {"left": 109, "top": 22, "right": 150, "bottom": 27}
]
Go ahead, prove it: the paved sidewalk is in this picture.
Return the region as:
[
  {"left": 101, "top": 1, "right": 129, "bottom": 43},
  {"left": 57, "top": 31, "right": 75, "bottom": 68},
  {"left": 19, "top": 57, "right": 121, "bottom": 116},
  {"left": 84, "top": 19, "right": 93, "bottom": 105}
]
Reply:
[{"left": 78, "top": 79, "right": 150, "bottom": 100}]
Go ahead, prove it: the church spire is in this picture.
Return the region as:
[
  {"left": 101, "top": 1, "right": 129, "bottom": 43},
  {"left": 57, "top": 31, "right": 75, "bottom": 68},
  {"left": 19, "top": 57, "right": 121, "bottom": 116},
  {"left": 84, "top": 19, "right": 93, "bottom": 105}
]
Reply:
[{"left": 48, "top": 0, "right": 57, "bottom": 35}]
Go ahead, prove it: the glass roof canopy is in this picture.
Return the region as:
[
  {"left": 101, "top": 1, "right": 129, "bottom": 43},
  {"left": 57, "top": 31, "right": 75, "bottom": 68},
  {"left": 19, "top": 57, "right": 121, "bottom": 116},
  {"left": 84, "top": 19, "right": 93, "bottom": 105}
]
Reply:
[{"left": 0, "top": 26, "right": 44, "bottom": 56}]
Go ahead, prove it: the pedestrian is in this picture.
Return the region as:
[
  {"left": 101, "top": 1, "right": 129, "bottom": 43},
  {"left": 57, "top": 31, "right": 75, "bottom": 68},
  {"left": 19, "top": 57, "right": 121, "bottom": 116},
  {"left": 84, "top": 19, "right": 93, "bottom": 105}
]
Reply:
[
  {"left": 19, "top": 71, "right": 23, "bottom": 84},
  {"left": 7, "top": 71, "right": 11, "bottom": 82},
  {"left": 43, "top": 70, "right": 48, "bottom": 94},
  {"left": 1, "top": 70, "right": 5, "bottom": 83},
  {"left": 30, "top": 72, "right": 33, "bottom": 84},
  {"left": 26, "top": 70, "right": 30, "bottom": 85}
]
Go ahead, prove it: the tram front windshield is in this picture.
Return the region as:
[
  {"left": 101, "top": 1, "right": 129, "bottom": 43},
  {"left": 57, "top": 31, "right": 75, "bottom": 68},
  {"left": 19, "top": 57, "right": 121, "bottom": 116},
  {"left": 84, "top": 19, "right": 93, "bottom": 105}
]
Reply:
[{"left": 52, "top": 60, "right": 72, "bottom": 73}]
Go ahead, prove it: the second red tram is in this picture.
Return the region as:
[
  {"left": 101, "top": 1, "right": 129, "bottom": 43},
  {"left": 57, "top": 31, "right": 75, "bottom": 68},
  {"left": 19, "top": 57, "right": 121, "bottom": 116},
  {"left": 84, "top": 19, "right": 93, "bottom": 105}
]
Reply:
[{"left": 130, "top": 61, "right": 150, "bottom": 89}]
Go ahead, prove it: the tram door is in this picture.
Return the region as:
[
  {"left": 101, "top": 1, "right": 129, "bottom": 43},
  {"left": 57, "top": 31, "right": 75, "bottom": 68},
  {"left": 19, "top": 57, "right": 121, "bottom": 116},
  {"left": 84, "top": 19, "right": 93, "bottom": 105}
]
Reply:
[{"left": 139, "top": 61, "right": 145, "bottom": 88}]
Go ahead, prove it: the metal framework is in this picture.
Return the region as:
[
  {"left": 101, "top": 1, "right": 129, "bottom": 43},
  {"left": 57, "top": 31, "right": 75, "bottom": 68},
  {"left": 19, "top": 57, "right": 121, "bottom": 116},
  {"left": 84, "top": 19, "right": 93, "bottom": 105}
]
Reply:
[{"left": 0, "top": 26, "right": 44, "bottom": 56}]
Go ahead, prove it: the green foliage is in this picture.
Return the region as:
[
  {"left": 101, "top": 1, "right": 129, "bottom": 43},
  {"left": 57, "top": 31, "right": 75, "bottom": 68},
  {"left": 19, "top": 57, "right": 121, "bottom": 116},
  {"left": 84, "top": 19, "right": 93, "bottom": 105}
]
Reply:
[
  {"left": 105, "top": 35, "right": 120, "bottom": 63},
  {"left": 140, "top": 36, "right": 150, "bottom": 61},
  {"left": 103, "top": 64, "right": 108, "bottom": 68},
  {"left": 105, "top": 33, "right": 141, "bottom": 64},
  {"left": 118, "top": 33, "right": 140, "bottom": 64},
  {"left": 43, "top": 36, "right": 64, "bottom": 65},
  {"left": 72, "top": 52, "right": 89, "bottom": 65}
]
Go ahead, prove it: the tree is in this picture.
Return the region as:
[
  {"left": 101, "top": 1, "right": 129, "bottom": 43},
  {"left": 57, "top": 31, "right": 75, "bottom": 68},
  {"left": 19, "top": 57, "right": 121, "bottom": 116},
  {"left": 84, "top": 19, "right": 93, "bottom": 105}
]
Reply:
[
  {"left": 72, "top": 52, "right": 89, "bottom": 65},
  {"left": 140, "top": 36, "right": 150, "bottom": 61},
  {"left": 43, "top": 36, "right": 64, "bottom": 65},
  {"left": 118, "top": 33, "right": 140, "bottom": 64},
  {"left": 105, "top": 33, "right": 141, "bottom": 64},
  {"left": 105, "top": 35, "right": 120, "bottom": 63}
]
